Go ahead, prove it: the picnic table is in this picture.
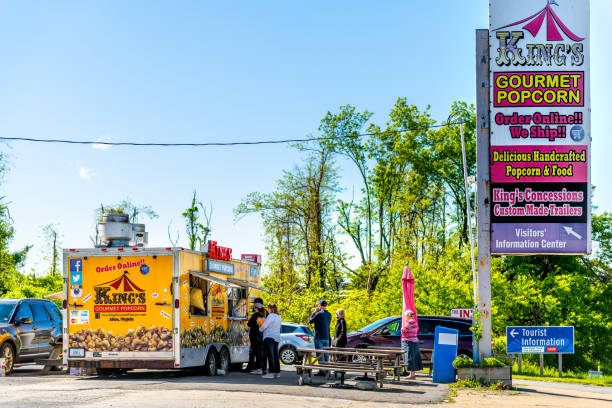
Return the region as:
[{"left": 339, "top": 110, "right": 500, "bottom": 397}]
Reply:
[
  {"left": 324, "top": 346, "right": 406, "bottom": 381},
  {"left": 354, "top": 345, "right": 433, "bottom": 377},
  {"left": 296, "top": 347, "right": 395, "bottom": 388}
]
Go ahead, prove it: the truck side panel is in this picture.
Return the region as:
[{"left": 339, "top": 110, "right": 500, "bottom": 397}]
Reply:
[
  {"left": 65, "top": 253, "right": 175, "bottom": 363},
  {"left": 179, "top": 253, "right": 254, "bottom": 367}
]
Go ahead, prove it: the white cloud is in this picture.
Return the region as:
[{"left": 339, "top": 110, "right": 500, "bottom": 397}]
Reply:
[
  {"left": 78, "top": 167, "right": 92, "bottom": 180},
  {"left": 92, "top": 134, "right": 112, "bottom": 150}
]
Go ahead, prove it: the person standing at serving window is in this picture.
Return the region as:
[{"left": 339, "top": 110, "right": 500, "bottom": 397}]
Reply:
[{"left": 259, "top": 303, "right": 281, "bottom": 379}]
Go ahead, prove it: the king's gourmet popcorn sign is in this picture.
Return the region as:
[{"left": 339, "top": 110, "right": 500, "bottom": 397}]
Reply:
[{"left": 489, "top": 0, "right": 591, "bottom": 254}]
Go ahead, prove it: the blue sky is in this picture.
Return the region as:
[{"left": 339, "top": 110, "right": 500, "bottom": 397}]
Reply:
[{"left": 1, "top": 1, "right": 610, "bottom": 273}]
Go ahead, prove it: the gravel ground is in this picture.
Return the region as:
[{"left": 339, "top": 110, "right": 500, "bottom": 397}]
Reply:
[{"left": 2, "top": 364, "right": 609, "bottom": 407}]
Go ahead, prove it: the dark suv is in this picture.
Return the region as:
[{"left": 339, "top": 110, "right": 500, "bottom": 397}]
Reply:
[
  {"left": 0, "top": 299, "right": 63, "bottom": 374},
  {"left": 345, "top": 315, "right": 473, "bottom": 362}
]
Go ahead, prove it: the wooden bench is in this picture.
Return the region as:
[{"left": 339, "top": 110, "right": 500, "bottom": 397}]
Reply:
[
  {"left": 324, "top": 346, "right": 405, "bottom": 381},
  {"left": 296, "top": 348, "right": 393, "bottom": 388},
  {"left": 353, "top": 345, "right": 433, "bottom": 377}
]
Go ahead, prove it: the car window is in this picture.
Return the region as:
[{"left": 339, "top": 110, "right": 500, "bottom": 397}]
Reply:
[
  {"left": 0, "top": 303, "right": 16, "bottom": 323},
  {"left": 281, "top": 325, "right": 296, "bottom": 334},
  {"left": 297, "top": 326, "right": 313, "bottom": 335},
  {"left": 377, "top": 319, "right": 401, "bottom": 336},
  {"left": 417, "top": 319, "right": 435, "bottom": 335},
  {"left": 31, "top": 303, "right": 52, "bottom": 322},
  {"left": 44, "top": 303, "right": 62, "bottom": 321},
  {"left": 444, "top": 320, "right": 473, "bottom": 336},
  {"left": 15, "top": 304, "right": 34, "bottom": 322},
  {"left": 422, "top": 319, "right": 472, "bottom": 336},
  {"left": 359, "top": 317, "right": 396, "bottom": 333}
]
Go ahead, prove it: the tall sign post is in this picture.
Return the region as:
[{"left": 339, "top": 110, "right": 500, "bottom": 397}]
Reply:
[
  {"left": 475, "top": 29, "right": 492, "bottom": 362},
  {"left": 478, "top": 0, "right": 591, "bottom": 364}
]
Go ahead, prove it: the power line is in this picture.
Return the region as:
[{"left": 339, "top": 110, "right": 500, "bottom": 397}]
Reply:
[{"left": 0, "top": 120, "right": 465, "bottom": 148}]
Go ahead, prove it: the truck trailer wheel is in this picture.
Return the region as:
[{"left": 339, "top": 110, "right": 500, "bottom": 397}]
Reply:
[
  {"left": 203, "top": 350, "right": 218, "bottom": 376},
  {"left": 217, "top": 348, "right": 230, "bottom": 375}
]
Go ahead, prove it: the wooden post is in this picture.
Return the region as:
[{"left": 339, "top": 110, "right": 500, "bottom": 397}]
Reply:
[
  {"left": 539, "top": 353, "right": 544, "bottom": 376},
  {"left": 558, "top": 354, "right": 562, "bottom": 378},
  {"left": 518, "top": 354, "right": 522, "bottom": 373},
  {"left": 475, "top": 28, "right": 492, "bottom": 362}
]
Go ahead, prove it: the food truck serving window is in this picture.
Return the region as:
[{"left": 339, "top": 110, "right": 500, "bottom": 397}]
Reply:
[
  {"left": 189, "top": 273, "right": 209, "bottom": 317},
  {"left": 228, "top": 287, "right": 247, "bottom": 319}
]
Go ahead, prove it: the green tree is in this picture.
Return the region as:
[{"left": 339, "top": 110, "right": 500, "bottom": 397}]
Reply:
[
  {"left": 182, "top": 191, "right": 212, "bottom": 251},
  {"left": 41, "top": 224, "right": 61, "bottom": 276}
]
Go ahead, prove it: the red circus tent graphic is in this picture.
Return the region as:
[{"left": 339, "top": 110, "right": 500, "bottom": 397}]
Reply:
[
  {"left": 494, "top": 0, "right": 584, "bottom": 42},
  {"left": 96, "top": 271, "right": 144, "bottom": 292}
]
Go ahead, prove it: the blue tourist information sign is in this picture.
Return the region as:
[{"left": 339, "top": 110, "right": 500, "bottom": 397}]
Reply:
[{"left": 506, "top": 326, "right": 574, "bottom": 354}]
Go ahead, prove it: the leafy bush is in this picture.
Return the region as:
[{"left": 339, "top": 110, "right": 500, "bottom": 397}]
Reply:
[
  {"left": 453, "top": 356, "right": 474, "bottom": 368},
  {"left": 481, "top": 357, "right": 505, "bottom": 368}
]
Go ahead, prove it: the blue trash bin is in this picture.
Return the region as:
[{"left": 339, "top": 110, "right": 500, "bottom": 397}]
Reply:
[{"left": 432, "top": 326, "right": 459, "bottom": 383}]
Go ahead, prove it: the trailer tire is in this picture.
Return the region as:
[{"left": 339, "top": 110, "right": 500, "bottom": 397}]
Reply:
[
  {"left": 203, "top": 349, "right": 218, "bottom": 376},
  {"left": 218, "top": 347, "right": 230, "bottom": 375}
]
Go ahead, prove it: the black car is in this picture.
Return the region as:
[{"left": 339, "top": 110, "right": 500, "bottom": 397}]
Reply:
[
  {"left": 345, "top": 315, "right": 473, "bottom": 363},
  {"left": 0, "top": 298, "right": 63, "bottom": 374}
]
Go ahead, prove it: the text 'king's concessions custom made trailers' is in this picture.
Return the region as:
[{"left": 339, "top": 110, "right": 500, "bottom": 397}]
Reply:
[{"left": 63, "top": 230, "right": 265, "bottom": 375}]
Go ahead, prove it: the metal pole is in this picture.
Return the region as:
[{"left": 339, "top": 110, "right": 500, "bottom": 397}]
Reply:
[
  {"left": 475, "top": 29, "right": 492, "bottom": 361},
  {"left": 459, "top": 121, "right": 480, "bottom": 361},
  {"left": 540, "top": 353, "right": 544, "bottom": 376},
  {"left": 460, "top": 122, "right": 478, "bottom": 310},
  {"left": 558, "top": 354, "right": 562, "bottom": 378}
]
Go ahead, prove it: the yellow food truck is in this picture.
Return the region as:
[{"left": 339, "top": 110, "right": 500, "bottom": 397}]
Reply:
[{"left": 63, "top": 213, "right": 265, "bottom": 375}]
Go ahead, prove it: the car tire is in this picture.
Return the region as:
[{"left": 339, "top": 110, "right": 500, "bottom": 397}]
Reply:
[
  {"left": 218, "top": 348, "right": 230, "bottom": 375},
  {"left": 203, "top": 350, "right": 218, "bottom": 376},
  {"left": 279, "top": 346, "right": 297, "bottom": 365},
  {"left": 0, "top": 342, "right": 15, "bottom": 375}
]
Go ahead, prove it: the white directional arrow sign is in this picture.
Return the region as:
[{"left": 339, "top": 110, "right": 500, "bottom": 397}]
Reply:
[
  {"left": 510, "top": 329, "right": 518, "bottom": 338},
  {"left": 562, "top": 226, "right": 583, "bottom": 240}
]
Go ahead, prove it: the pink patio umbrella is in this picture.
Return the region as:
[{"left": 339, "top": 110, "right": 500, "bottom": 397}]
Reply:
[{"left": 402, "top": 264, "right": 419, "bottom": 331}]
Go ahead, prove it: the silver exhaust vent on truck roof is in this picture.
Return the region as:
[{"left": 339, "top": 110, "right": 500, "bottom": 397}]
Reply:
[{"left": 96, "top": 212, "right": 148, "bottom": 248}]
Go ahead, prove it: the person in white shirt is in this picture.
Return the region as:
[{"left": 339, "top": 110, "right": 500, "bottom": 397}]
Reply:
[{"left": 259, "top": 303, "right": 281, "bottom": 379}]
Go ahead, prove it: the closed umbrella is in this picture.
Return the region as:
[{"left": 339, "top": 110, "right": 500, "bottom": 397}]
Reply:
[{"left": 402, "top": 264, "right": 418, "bottom": 330}]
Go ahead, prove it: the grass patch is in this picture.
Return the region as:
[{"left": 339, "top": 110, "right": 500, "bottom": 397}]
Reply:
[
  {"left": 449, "top": 376, "right": 513, "bottom": 396},
  {"left": 513, "top": 361, "right": 611, "bottom": 386},
  {"left": 513, "top": 374, "right": 612, "bottom": 387}
]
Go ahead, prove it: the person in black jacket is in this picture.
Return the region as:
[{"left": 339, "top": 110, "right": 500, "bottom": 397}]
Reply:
[
  {"left": 332, "top": 308, "right": 348, "bottom": 370},
  {"left": 246, "top": 299, "right": 265, "bottom": 375},
  {"left": 332, "top": 308, "right": 347, "bottom": 348}
]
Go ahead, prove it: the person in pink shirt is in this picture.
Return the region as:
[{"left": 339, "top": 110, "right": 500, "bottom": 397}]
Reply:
[{"left": 401, "top": 309, "right": 422, "bottom": 379}]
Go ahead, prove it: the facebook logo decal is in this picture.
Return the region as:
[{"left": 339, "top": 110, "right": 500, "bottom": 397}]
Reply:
[{"left": 70, "top": 259, "right": 83, "bottom": 273}]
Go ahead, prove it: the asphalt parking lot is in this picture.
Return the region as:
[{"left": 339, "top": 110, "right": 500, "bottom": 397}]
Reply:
[{"left": 0, "top": 364, "right": 448, "bottom": 408}]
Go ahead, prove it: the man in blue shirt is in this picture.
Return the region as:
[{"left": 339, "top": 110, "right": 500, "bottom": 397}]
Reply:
[{"left": 309, "top": 300, "right": 332, "bottom": 376}]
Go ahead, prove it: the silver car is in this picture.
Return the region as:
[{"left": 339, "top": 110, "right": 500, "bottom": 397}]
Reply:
[{"left": 279, "top": 322, "right": 314, "bottom": 365}]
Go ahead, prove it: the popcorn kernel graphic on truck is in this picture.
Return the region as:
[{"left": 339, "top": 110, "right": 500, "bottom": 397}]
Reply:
[{"left": 69, "top": 325, "right": 173, "bottom": 352}]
